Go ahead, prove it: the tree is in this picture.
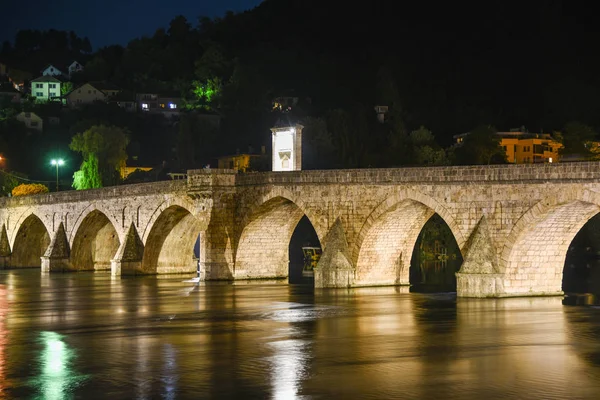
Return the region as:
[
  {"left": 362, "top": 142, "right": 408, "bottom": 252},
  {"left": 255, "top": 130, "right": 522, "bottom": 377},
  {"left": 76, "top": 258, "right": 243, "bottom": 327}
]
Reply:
[
  {"left": 61, "top": 82, "right": 73, "bottom": 96},
  {"left": 452, "top": 125, "right": 506, "bottom": 165},
  {"left": 302, "top": 117, "right": 335, "bottom": 169},
  {"left": 175, "top": 113, "right": 220, "bottom": 170},
  {"left": 185, "top": 77, "right": 222, "bottom": 110},
  {"left": 72, "top": 154, "right": 102, "bottom": 190},
  {"left": 11, "top": 183, "right": 48, "bottom": 196},
  {"left": 410, "top": 126, "right": 449, "bottom": 166},
  {"left": 70, "top": 125, "right": 130, "bottom": 189},
  {"left": 557, "top": 121, "right": 598, "bottom": 159}
]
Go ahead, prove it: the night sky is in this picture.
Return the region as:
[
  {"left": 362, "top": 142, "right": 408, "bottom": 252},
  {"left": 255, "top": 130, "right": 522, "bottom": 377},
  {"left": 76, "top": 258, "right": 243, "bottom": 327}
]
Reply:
[{"left": 0, "top": 0, "right": 263, "bottom": 48}]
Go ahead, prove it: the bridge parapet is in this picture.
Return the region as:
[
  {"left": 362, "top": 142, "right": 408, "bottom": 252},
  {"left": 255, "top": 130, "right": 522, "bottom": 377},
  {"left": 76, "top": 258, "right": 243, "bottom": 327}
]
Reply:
[
  {"left": 187, "top": 169, "right": 236, "bottom": 189},
  {"left": 236, "top": 161, "right": 600, "bottom": 185},
  {"left": 0, "top": 180, "right": 187, "bottom": 207}
]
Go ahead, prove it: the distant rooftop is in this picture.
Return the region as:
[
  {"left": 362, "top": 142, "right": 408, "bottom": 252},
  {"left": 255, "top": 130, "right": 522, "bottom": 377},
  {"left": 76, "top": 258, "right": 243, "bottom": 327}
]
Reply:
[{"left": 31, "top": 75, "right": 62, "bottom": 83}]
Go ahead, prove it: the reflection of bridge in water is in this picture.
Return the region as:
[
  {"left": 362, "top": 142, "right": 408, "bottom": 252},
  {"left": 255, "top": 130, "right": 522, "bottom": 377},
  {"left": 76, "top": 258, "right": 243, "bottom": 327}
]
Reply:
[{"left": 3, "top": 162, "right": 600, "bottom": 297}]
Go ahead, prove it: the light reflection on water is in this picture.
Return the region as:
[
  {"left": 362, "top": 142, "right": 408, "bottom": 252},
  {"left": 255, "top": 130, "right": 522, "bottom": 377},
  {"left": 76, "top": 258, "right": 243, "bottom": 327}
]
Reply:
[
  {"left": 0, "top": 270, "right": 600, "bottom": 398},
  {"left": 33, "top": 331, "right": 87, "bottom": 400}
]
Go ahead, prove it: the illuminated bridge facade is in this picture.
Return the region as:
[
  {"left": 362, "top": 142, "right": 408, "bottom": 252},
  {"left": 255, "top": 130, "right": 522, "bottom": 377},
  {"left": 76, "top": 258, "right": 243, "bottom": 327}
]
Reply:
[{"left": 2, "top": 163, "right": 600, "bottom": 298}]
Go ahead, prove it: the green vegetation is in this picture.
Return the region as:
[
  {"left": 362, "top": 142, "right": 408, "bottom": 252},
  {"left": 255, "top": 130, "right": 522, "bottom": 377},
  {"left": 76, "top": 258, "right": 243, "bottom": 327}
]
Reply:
[
  {"left": 0, "top": 3, "right": 598, "bottom": 189},
  {"left": 69, "top": 125, "right": 129, "bottom": 190}
]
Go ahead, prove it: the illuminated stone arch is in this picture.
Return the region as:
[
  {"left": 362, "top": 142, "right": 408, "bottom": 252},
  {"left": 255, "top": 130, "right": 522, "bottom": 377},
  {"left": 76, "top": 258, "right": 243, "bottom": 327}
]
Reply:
[
  {"left": 141, "top": 197, "right": 202, "bottom": 243},
  {"left": 235, "top": 188, "right": 323, "bottom": 280},
  {"left": 238, "top": 187, "right": 323, "bottom": 241},
  {"left": 69, "top": 203, "right": 124, "bottom": 245},
  {"left": 9, "top": 208, "right": 53, "bottom": 249},
  {"left": 70, "top": 209, "right": 121, "bottom": 271},
  {"left": 354, "top": 188, "right": 465, "bottom": 286},
  {"left": 141, "top": 200, "right": 205, "bottom": 274},
  {"left": 10, "top": 210, "right": 51, "bottom": 268},
  {"left": 500, "top": 188, "right": 600, "bottom": 295}
]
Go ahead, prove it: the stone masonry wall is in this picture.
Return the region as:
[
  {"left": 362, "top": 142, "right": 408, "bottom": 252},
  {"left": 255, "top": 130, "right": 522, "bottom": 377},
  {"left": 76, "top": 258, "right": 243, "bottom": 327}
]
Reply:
[{"left": 4, "top": 162, "right": 600, "bottom": 297}]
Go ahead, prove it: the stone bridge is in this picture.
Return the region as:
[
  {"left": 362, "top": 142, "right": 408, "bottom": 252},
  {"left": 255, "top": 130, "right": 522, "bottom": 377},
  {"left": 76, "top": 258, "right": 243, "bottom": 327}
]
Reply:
[{"left": 2, "top": 163, "right": 600, "bottom": 298}]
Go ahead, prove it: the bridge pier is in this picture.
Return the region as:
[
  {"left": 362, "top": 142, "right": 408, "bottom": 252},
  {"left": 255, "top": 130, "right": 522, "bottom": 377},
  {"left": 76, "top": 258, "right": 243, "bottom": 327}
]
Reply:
[
  {"left": 41, "top": 223, "right": 73, "bottom": 273},
  {"left": 314, "top": 219, "right": 355, "bottom": 288},
  {"left": 111, "top": 223, "right": 145, "bottom": 276},
  {"left": 0, "top": 224, "right": 10, "bottom": 270}
]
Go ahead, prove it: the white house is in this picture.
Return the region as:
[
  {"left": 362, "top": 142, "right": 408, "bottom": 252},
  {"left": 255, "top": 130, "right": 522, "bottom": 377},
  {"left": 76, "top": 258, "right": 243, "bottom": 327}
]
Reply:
[
  {"left": 67, "top": 61, "right": 83, "bottom": 77},
  {"left": 31, "top": 76, "right": 62, "bottom": 102},
  {"left": 41, "top": 64, "right": 65, "bottom": 77},
  {"left": 16, "top": 111, "right": 43, "bottom": 132}
]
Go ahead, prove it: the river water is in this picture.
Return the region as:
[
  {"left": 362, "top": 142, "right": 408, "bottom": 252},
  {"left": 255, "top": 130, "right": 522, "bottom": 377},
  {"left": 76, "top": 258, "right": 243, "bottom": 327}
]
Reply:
[{"left": 1, "top": 270, "right": 600, "bottom": 399}]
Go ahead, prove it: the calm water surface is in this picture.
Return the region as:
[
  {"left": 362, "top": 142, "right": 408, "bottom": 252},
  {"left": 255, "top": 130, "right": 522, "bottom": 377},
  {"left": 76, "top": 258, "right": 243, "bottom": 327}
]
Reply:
[{"left": 1, "top": 270, "right": 600, "bottom": 399}]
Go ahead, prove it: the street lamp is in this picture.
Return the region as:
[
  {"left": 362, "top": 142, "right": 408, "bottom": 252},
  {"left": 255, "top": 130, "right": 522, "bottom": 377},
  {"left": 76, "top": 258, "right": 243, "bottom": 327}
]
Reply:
[{"left": 50, "top": 159, "right": 64, "bottom": 192}]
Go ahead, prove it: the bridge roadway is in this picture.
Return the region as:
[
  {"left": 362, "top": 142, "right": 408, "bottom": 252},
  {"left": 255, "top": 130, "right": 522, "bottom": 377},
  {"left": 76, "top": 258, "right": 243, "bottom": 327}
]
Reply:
[{"left": 2, "top": 162, "right": 600, "bottom": 298}]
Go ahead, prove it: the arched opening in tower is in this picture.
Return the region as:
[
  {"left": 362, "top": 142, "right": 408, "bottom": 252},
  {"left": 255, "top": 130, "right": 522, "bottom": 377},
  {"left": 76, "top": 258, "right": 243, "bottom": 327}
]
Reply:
[
  {"left": 235, "top": 197, "right": 321, "bottom": 282},
  {"left": 563, "top": 213, "right": 600, "bottom": 301},
  {"left": 410, "top": 214, "right": 463, "bottom": 292},
  {"left": 11, "top": 214, "right": 51, "bottom": 268},
  {"left": 71, "top": 210, "right": 120, "bottom": 271},
  {"left": 142, "top": 205, "right": 202, "bottom": 274}
]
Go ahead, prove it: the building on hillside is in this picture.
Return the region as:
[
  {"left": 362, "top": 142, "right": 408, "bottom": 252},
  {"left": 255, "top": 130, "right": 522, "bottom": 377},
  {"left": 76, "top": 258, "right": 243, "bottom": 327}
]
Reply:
[
  {"left": 157, "top": 96, "right": 180, "bottom": 118},
  {"left": 137, "top": 93, "right": 159, "bottom": 111},
  {"left": 112, "top": 91, "right": 137, "bottom": 112},
  {"left": 0, "top": 84, "right": 22, "bottom": 103},
  {"left": 16, "top": 111, "right": 43, "bottom": 132},
  {"left": 67, "top": 61, "right": 84, "bottom": 77},
  {"left": 66, "top": 82, "right": 121, "bottom": 107},
  {"left": 272, "top": 95, "right": 298, "bottom": 112},
  {"left": 218, "top": 153, "right": 263, "bottom": 172},
  {"left": 453, "top": 130, "right": 562, "bottom": 163},
  {"left": 120, "top": 165, "right": 153, "bottom": 180},
  {"left": 136, "top": 93, "right": 181, "bottom": 116},
  {"left": 41, "top": 64, "right": 65, "bottom": 78},
  {"left": 31, "top": 76, "right": 62, "bottom": 102},
  {"left": 7, "top": 68, "right": 32, "bottom": 92}
]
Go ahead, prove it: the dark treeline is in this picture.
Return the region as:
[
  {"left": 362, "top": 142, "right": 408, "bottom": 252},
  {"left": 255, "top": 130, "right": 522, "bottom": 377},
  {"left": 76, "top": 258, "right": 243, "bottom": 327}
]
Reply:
[{"left": 1, "top": 0, "right": 600, "bottom": 188}]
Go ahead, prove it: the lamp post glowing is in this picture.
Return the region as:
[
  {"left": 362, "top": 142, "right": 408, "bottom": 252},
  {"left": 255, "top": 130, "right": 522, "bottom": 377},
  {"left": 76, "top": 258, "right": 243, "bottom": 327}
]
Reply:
[{"left": 50, "top": 159, "right": 64, "bottom": 192}]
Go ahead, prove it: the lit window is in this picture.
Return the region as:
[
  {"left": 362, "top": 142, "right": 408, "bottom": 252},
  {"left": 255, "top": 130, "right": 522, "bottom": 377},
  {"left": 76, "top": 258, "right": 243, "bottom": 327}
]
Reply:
[
  {"left": 142, "top": 103, "right": 149, "bottom": 109},
  {"left": 159, "top": 103, "right": 165, "bottom": 108},
  {"left": 169, "top": 103, "right": 177, "bottom": 109}
]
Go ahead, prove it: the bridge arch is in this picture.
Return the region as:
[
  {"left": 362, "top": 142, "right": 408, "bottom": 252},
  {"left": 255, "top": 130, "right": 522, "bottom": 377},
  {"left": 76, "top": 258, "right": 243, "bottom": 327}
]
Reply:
[
  {"left": 354, "top": 189, "right": 464, "bottom": 286},
  {"left": 235, "top": 189, "right": 323, "bottom": 280},
  {"left": 141, "top": 203, "right": 203, "bottom": 274},
  {"left": 11, "top": 212, "right": 51, "bottom": 268},
  {"left": 501, "top": 189, "right": 600, "bottom": 295},
  {"left": 70, "top": 209, "right": 121, "bottom": 271},
  {"left": 69, "top": 203, "right": 124, "bottom": 245}
]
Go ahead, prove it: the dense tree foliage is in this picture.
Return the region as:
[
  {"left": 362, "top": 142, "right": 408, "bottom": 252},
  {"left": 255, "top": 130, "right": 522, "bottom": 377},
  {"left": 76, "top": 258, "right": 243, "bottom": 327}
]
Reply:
[
  {"left": 69, "top": 125, "right": 129, "bottom": 189},
  {"left": 11, "top": 183, "right": 49, "bottom": 196},
  {"left": 0, "top": 1, "right": 599, "bottom": 188}
]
